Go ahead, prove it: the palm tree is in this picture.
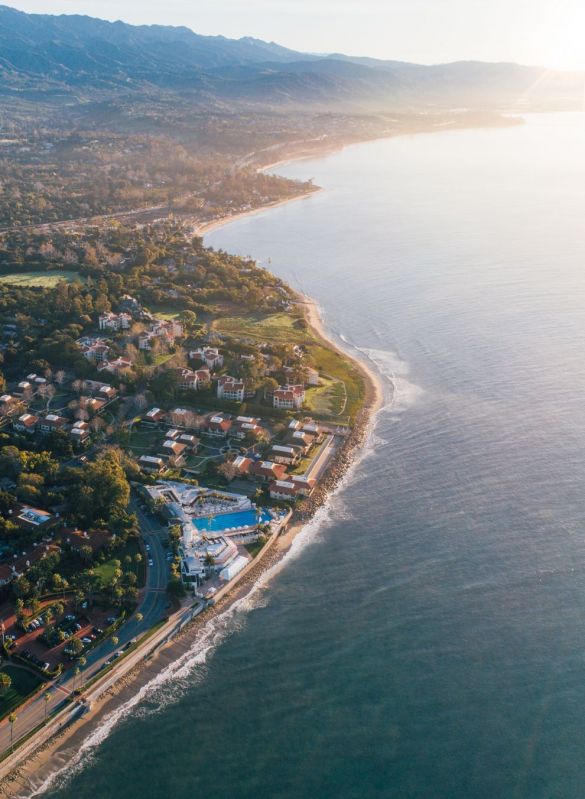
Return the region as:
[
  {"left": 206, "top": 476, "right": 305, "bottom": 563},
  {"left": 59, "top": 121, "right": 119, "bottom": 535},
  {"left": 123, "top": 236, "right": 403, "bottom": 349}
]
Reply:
[
  {"left": 8, "top": 713, "right": 16, "bottom": 751},
  {"left": 135, "top": 613, "right": 143, "bottom": 623},
  {"left": 0, "top": 673, "right": 11, "bottom": 695}
]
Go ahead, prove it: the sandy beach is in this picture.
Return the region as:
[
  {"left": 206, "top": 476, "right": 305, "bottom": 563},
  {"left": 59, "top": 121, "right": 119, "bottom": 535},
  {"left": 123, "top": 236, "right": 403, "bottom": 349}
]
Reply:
[
  {"left": 193, "top": 188, "right": 321, "bottom": 238},
  {"left": 0, "top": 197, "right": 384, "bottom": 799}
]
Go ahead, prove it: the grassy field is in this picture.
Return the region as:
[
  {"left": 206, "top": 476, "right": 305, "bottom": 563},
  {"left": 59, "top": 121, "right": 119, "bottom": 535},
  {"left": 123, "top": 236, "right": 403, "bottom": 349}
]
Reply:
[
  {"left": 127, "top": 428, "right": 163, "bottom": 456},
  {"left": 0, "top": 271, "right": 83, "bottom": 288},
  {"left": 0, "top": 666, "right": 44, "bottom": 720},
  {"left": 214, "top": 309, "right": 365, "bottom": 421},
  {"left": 94, "top": 538, "right": 145, "bottom": 589},
  {"left": 150, "top": 306, "right": 181, "bottom": 320},
  {"left": 305, "top": 375, "right": 346, "bottom": 416},
  {"left": 214, "top": 311, "right": 301, "bottom": 343}
]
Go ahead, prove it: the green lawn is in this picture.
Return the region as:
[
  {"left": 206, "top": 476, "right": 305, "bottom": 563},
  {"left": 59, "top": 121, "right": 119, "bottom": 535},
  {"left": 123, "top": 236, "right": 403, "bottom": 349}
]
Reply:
[
  {"left": 214, "top": 311, "right": 302, "bottom": 343},
  {"left": 150, "top": 306, "right": 181, "bottom": 320},
  {"left": 215, "top": 309, "right": 365, "bottom": 421},
  {"left": 0, "top": 271, "right": 83, "bottom": 288},
  {"left": 93, "top": 538, "right": 145, "bottom": 589},
  {"left": 0, "top": 665, "right": 44, "bottom": 720},
  {"left": 127, "top": 428, "right": 163, "bottom": 455},
  {"left": 245, "top": 541, "right": 265, "bottom": 559},
  {"left": 305, "top": 375, "right": 346, "bottom": 416}
]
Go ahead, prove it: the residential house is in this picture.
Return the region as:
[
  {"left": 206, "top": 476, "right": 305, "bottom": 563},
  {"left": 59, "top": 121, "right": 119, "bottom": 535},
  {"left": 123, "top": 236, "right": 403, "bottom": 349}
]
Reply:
[
  {"left": 217, "top": 375, "right": 246, "bottom": 402},
  {"left": 175, "top": 368, "right": 210, "bottom": 391},
  {"left": 38, "top": 413, "right": 67, "bottom": 434},
  {"left": 15, "top": 505, "right": 56, "bottom": 531},
  {"left": 0, "top": 395, "right": 23, "bottom": 418},
  {"left": 78, "top": 338, "right": 111, "bottom": 363},
  {"left": 269, "top": 444, "right": 302, "bottom": 466},
  {"left": 178, "top": 434, "right": 199, "bottom": 452},
  {"left": 251, "top": 460, "right": 288, "bottom": 483},
  {"left": 273, "top": 384, "right": 305, "bottom": 410},
  {"left": 233, "top": 416, "right": 263, "bottom": 440},
  {"left": 206, "top": 415, "right": 233, "bottom": 438},
  {"left": 16, "top": 381, "right": 33, "bottom": 397},
  {"left": 98, "top": 357, "right": 133, "bottom": 375},
  {"left": 290, "top": 430, "right": 316, "bottom": 453},
  {"left": 138, "top": 455, "right": 166, "bottom": 474},
  {"left": 190, "top": 347, "right": 224, "bottom": 370},
  {"left": 79, "top": 396, "right": 105, "bottom": 415},
  {"left": 160, "top": 440, "right": 187, "bottom": 467},
  {"left": 13, "top": 413, "right": 39, "bottom": 434},
  {"left": 70, "top": 420, "right": 90, "bottom": 444},
  {"left": 99, "top": 312, "right": 132, "bottom": 331},
  {"left": 82, "top": 380, "right": 116, "bottom": 400},
  {"left": 230, "top": 455, "right": 253, "bottom": 477},
  {"left": 144, "top": 407, "right": 166, "bottom": 427},
  {"left": 269, "top": 477, "right": 317, "bottom": 501}
]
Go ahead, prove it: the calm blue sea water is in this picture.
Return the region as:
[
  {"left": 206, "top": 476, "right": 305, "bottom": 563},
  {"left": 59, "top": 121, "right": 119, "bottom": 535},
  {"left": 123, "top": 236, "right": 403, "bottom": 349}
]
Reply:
[{"left": 41, "top": 113, "right": 585, "bottom": 799}]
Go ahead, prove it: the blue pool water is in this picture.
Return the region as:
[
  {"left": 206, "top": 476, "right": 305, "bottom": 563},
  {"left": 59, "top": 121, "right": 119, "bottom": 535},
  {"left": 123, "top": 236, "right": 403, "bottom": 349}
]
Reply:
[{"left": 193, "top": 509, "right": 272, "bottom": 533}]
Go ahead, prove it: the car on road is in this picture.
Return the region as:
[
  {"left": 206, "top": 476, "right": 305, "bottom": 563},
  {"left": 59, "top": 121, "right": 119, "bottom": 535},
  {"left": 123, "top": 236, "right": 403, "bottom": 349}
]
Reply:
[{"left": 148, "top": 558, "right": 154, "bottom": 567}]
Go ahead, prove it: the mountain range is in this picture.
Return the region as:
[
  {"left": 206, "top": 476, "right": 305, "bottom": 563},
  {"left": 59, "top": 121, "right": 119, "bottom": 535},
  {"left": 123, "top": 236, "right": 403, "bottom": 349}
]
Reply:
[{"left": 0, "top": 4, "right": 584, "bottom": 112}]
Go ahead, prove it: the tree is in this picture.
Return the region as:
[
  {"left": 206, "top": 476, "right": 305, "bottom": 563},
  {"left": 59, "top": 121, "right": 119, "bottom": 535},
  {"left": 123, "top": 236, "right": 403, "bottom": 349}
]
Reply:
[
  {"left": 67, "top": 448, "right": 130, "bottom": 526},
  {"left": 8, "top": 713, "right": 17, "bottom": 750},
  {"left": 15, "top": 598, "right": 26, "bottom": 627},
  {"left": 67, "top": 637, "right": 84, "bottom": 658},
  {"left": 0, "top": 672, "right": 11, "bottom": 695},
  {"left": 178, "top": 310, "right": 197, "bottom": 331},
  {"left": 79, "top": 545, "right": 93, "bottom": 564},
  {"left": 218, "top": 461, "right": 238, "bottom": 483}
]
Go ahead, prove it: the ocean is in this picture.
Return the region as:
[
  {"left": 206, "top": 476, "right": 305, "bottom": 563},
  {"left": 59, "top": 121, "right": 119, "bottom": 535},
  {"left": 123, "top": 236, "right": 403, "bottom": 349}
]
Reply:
[{"left": 37, "top": 112, "right": 585, "bottom": 798}]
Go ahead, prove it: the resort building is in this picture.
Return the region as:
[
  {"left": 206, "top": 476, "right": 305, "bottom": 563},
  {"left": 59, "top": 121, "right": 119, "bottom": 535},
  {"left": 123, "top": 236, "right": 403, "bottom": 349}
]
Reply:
[
  {"left": 273, "top": 384, "right": 306, "bottom": 410},
  {"left": 217, "top": 375, "right": 246, "bottom": 402},
  {"left": 233, "top": 416, "right": 263, "bottom": 440},
  {"left": 70, "top": 420, "right": 90, "bottom": 444},
  {"left": 98, "top": 357, "right": 133, "bottom": 375},
  {"left": 142, "top": 481, "right": 275, "bottom": 584},
  {"left": 269, "top": 476, "right": 317, "bottom": 501},
  {"left": 38, "top": 413, "right": 67, "bottom": 434},
  {"left": 251, "top": 460, "right": 288, "bottom": 483},
  {"left": 99, "top": 312, "right": 132, "bottom": 331},
  {"left": 190, "top": 347, "right": 224, "bottom": 370},
  {"left": 13, "top": 413, "right": 38, "bottom": 434},
  {"left": 0, "top": 395, "right": 23, "bottom": 417},
  {"left": 138, "top": 455, "right": 166, "bottom": 474},
  {"left": 206, "top": 415, "right": 233, "bottom": 438},
  {"left": 270, "top": 444, "right": 302, "bottom": 466},
  {"left": 290, "top": 430, "right": 316, "bottom": 453},
  {"left": 144, "top": 407, "right": 167, "bottom": 426},
  {"left": 160, "top": 440, "right": 187, "bottom": 467},
  {"left": 231, "top": 455, "right": 253, "bottom": 477},
  {"left": 175, "top": 368, "right": 210, "bottom": 391}
]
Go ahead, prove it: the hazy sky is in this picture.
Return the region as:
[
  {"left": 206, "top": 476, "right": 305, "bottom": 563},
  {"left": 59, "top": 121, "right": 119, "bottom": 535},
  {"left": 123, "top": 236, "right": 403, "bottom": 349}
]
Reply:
[{"left": 9, "top": 0, "right": 585, "bottom": 69}]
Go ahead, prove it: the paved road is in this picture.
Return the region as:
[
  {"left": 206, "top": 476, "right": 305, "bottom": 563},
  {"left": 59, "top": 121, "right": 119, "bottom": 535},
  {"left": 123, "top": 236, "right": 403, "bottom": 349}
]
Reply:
[{"left": 0, "top": 501, "right": 170, "bottom": 755}]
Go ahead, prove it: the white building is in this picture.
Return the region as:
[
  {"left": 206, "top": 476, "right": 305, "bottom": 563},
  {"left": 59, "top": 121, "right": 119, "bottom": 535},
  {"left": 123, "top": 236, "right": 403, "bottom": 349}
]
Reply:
[{"left": 217, "top": 375, "right": 246, "bottom": 402}]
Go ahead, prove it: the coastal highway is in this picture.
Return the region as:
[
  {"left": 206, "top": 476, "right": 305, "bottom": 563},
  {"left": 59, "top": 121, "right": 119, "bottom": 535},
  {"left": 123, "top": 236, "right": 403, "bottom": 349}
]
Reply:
[{"left": 0, "top": 503, "right": 170, "bottom": 755}]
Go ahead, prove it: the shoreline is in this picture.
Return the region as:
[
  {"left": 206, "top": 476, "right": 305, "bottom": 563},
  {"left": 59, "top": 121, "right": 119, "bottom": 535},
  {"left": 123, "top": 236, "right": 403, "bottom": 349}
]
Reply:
[
  {"left": 193, "top": 188, "right": 321, "bottom": 238},
  {"left": 0, "top": 280, "right": 384, "bottom": 796}
]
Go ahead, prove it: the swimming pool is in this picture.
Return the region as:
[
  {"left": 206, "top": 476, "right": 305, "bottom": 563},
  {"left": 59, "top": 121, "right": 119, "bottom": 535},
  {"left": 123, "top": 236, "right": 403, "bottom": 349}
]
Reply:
[{"left": 193, "top": 508, "right": 272, "bottom": 533}]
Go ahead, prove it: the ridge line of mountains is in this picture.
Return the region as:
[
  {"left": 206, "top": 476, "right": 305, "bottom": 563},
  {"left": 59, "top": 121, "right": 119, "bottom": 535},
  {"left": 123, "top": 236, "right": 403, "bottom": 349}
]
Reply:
[{"left": 0, "top": 4, "right": 584, "bottom": 111}]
